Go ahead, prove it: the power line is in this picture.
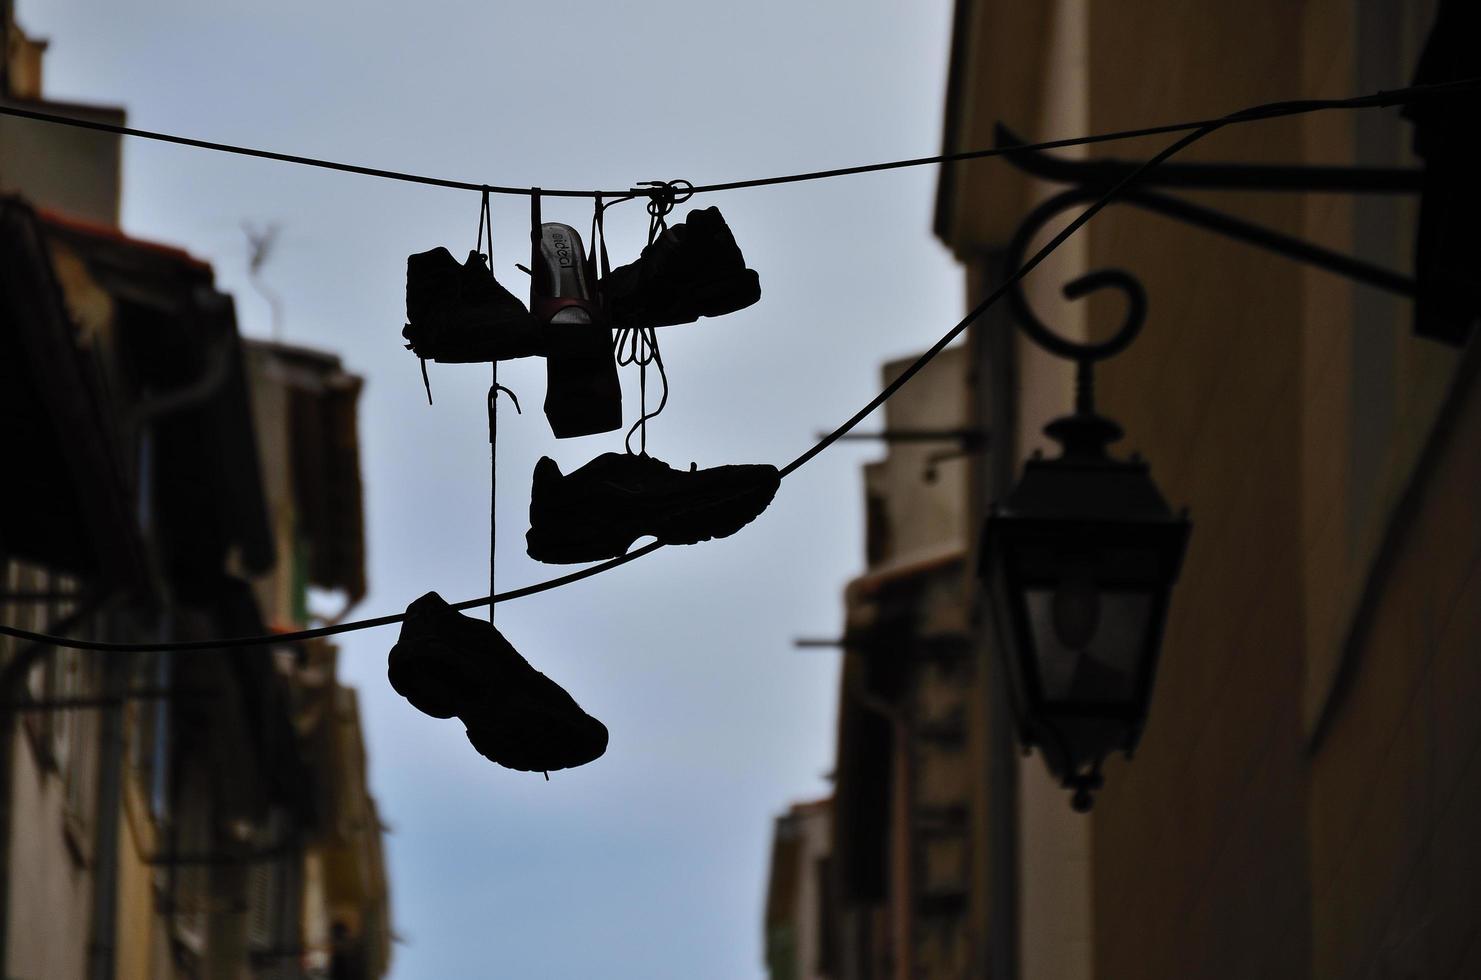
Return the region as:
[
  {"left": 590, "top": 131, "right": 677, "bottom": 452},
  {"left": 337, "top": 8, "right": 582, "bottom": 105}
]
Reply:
[
  {"left": 2, "top": 79, "right": 1475, "bottom": 655},
  {"left": 0, "top": 102, "right": 601, "bottom": 197},
  {"left": 0, "top": 543, "right": 663, "bottom": 652},
  {"left": 0, "top": 79, "right": 1470, "bottom": 200},
  {"left": 691, "top": 81, "right": 1473, "bottom": 194}
]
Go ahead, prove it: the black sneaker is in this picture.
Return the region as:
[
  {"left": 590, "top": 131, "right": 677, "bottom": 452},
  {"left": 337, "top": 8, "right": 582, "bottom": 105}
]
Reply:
[
  {"left": 600, "top": 207, "right": 761, "bottom": 330},
  {"left": 532, "top": 223, "right": 623, "bottom": 438},
  {"left": 526, "top": 453, "right": 781, "bottom": 564},
  {"left": 402, "top": 247, "right": 546, "bottom": 362},
  {"left": 463, "top": 678, "right": 609, "bottom": 774},
  {"left": 387, "top": 592, "right": 607, "bottom": 772}
]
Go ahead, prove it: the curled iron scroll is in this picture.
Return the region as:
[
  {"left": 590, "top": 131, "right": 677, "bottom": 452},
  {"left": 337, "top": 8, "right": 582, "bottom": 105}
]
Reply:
[{"left": 1004, "top": 185, "right": 1149, "bottom": 367}]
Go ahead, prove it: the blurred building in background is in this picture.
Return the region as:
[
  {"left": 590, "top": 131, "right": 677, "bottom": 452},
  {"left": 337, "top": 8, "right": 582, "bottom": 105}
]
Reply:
[
  {"left": 766, "top": 347, "right": 995, "bottom": 980},
  {"left": 763, "top": 797, "right": 832, "bottom": 980},
  {"left": 770, "top": 0, "right": 1481, "bottom": 978},
  {"left": 1, "top": 12, "right": 390, "bottom": 978}
]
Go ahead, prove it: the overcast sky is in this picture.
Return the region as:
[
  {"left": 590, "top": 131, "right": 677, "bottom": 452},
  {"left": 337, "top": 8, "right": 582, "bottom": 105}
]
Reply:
[{"left": 26, "top": 1, "right": 961, "bottom": 975}]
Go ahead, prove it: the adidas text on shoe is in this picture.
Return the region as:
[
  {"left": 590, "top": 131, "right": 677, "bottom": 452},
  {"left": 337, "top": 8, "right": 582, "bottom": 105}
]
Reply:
[{"left": 531, "top": 223, "right": 622, "bottom": 438}]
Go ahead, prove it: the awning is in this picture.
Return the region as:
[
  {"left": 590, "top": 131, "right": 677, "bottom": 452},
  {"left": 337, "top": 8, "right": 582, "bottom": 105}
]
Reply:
[
  {"left": 40, "top": 208, "right": 276, "bottom": 595},
  {"left": 0, "top": 196, "right": 146, "bottom": 584}
]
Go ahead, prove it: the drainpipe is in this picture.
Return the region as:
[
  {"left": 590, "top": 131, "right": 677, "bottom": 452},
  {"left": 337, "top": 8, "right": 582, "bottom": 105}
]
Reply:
[
  {"left": 127, "top": 328, "right": 234, "bottom": 425},
  {"left": 970, "top": 251, "right": 1019, "bottom": 980}
]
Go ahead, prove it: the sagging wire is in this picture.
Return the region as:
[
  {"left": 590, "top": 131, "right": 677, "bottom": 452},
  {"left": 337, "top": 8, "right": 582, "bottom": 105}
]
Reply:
[
  {"left": 2, "top": 82, "right": 1478, "bottom": 654},
  {"left": 1, "top": 79, "right": 1472, "bottom": 201}
]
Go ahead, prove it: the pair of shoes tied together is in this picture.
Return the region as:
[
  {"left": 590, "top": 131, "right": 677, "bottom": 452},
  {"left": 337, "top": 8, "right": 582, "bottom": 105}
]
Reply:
[
  {"left": 387, "top": 592, "right": 607, "bottom": 773},
  {"left": 528, "top": 206, "right": 761, "bottom": 438},
  {"left": 400, "top": 206, "right": 759, "bottom": 364}
]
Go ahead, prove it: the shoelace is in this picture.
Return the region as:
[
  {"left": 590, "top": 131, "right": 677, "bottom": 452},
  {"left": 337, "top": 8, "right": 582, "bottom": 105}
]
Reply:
[
  {"left": 413, "top": 249, "right": 495, "bottom": 406},
  {"left": 477, "top": 187, "right": 520, "bottom": 626},
  {"left": 606, "top": 183, "right": 689, "bottom": 456}
]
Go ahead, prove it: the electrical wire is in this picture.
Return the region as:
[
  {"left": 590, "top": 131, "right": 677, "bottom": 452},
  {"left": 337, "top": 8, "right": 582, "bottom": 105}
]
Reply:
[
  {"left": 1, "top": 79, "right": 1476, "bottom": 654},
  {"left": 692, "top": 79, "right": 1475, "bottom": 194},
  {"left": 0, "top": 546, "right": 663, "bottom": 652},
  {"left": 0, "top": 79, "right": 1471, "bottom": 200}
]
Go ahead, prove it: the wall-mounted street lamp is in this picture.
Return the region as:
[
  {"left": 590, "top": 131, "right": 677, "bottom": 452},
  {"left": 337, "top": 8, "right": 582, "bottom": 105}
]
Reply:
[
  {"left": 982, "top": 119, "right": 1449, "bottom": 811},
  {"left": 980, "top": 271, "right": 1189, "bottom": 813}
]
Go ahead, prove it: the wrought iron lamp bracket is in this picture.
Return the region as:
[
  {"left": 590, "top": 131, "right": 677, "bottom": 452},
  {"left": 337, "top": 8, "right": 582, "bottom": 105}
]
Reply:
[
  {"left": 984, "top": 124, "right": 1422, "bottom": 809},
  {"left": 996, "top": 122, "right": 1423, "bottom": 391}
]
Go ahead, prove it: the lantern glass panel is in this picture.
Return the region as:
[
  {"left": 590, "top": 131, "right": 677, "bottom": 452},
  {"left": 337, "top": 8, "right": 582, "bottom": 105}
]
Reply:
[{"left": 1024, "top": 588, "right": 1152, "bottom": 703}]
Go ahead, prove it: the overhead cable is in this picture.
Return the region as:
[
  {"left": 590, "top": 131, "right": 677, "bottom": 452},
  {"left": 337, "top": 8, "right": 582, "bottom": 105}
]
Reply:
[
  {"left": 0, "top": 79, "right": 1472, "bottom": 200},
  {"left": 2, "top": 80, "right": 1476, "bottom": 654}
]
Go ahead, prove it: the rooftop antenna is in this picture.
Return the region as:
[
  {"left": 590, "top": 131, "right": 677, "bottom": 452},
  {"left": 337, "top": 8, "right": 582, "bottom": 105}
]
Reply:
[{"left": 242, "top": 220, "right": 284, "bottom": 340}]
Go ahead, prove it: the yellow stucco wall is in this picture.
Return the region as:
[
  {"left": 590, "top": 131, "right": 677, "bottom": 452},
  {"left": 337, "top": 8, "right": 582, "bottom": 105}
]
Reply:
[
  {"left": 4, "top": 729, "right": 91, "bottom": 980},
  {"left": 1081, "top": 4, "right": 1310, "bottom": 977},
  {"left": 1072, "top": 3, "right": 1472, "bottom": 979},
  {"left": 941, "top": 2, "right": 1476, "bottom": 978},
  {"left": 0, "top": 109, "right": 122, "bottom": 227},
  {"left": 1307, "top": 342, "right": 1481, "bottom": 978},
  {"left": 115, "top": 776, "right": 160, "bottom": 980}
]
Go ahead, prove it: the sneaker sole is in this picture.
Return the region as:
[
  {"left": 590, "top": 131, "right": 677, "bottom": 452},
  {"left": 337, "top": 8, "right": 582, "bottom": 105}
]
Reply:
[{"left": 463, "top": 705, "right": 609, "bottom": 773}]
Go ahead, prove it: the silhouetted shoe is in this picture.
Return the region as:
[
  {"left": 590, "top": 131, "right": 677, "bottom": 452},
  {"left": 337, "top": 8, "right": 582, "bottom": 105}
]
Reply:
[
  {"left": 526, "top": 453, "right": 781, "bottom": 563},
  {"left": 600, "top": 207, "right": 761, "bottom": 330},
  {"left": 402, "top": 247, "right": 545, "bottom": 362},
  {"left": 387, "top": 592, "right": 608, "bottom": 772},
  {"left": 1402, "top": 1, "right": 1481, "bottom": 345},
  {"left": 532, "top": 223, "right": 622, "bottom": 438},
  {"left": 462, "top": 678, "right": 609, "bottom": 774}
]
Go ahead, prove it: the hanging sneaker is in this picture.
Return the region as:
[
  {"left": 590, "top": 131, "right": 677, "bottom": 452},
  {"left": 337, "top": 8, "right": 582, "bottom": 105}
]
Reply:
[
  {"left": 387, "top": 592, "right": 608, "bottom": 772},
  {"left": 402, "top": 247, "right": 546, "bottom": 362},
  {"left": 462, "top": 676, "right": 610, "bottom": 774},
  {"left": 532, "top": 223, "right": 623, "bottom": 438},
  {"left": 526, "top": 453, "right": 781, "bottom": 564},
  {"left": 600, "top": 206, "right": 761, "bottom": 330}
]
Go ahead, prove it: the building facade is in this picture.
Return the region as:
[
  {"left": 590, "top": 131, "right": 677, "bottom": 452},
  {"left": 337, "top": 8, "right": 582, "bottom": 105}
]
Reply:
[
  {"left": 765, "top": 797, "right": 834, "bottom": 980},
  {"left": 770, "top": 1, "right": 1481, "bottom": 978},
  {"left": 1, "top": 13, "right": 389, "bottom": 978}
]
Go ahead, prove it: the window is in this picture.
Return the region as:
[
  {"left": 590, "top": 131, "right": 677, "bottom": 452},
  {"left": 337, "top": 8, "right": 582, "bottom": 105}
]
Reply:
[
  {"left": 248, "top": 810, "right": 304, "bottom": 977},
  {"left": 170, "top": 766, "right": 212, "bottom": 956}
]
